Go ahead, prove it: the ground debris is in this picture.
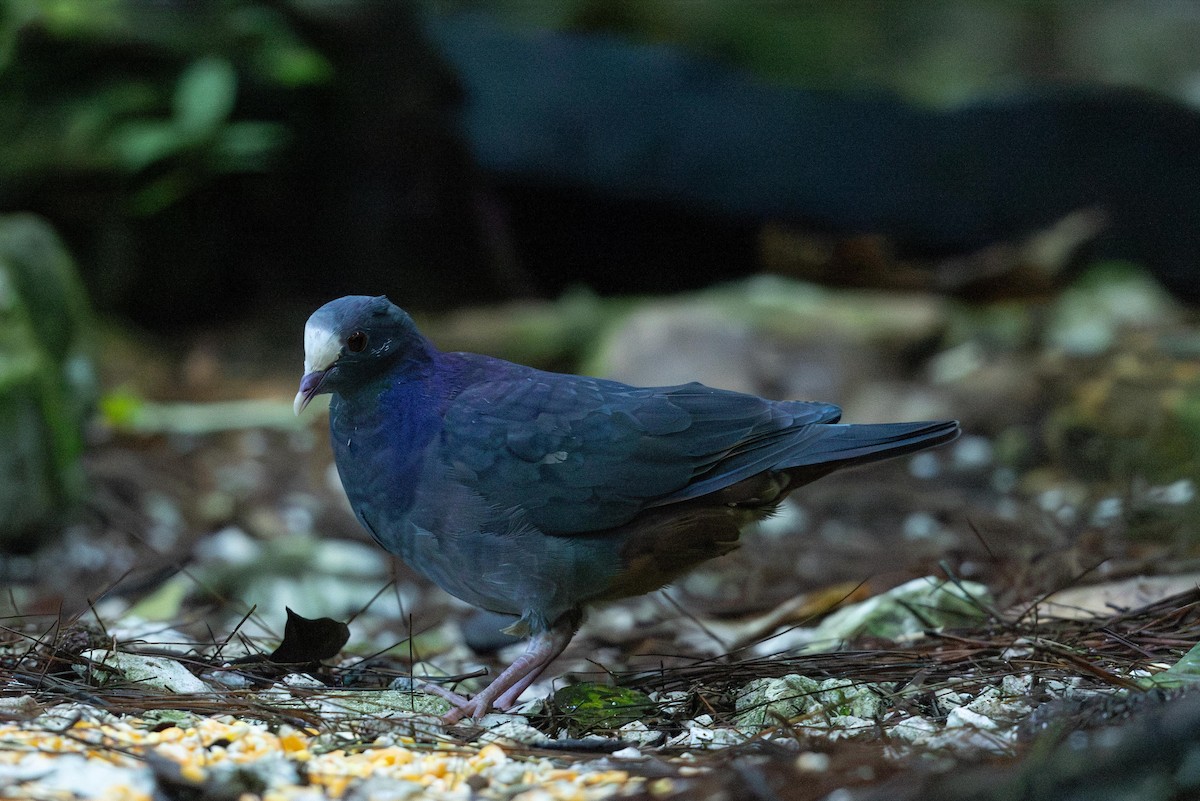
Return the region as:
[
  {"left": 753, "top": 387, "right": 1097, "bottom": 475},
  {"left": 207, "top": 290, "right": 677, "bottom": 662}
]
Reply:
[{"left": 0, "top": 584, "right": 1197, "bottom": 798}]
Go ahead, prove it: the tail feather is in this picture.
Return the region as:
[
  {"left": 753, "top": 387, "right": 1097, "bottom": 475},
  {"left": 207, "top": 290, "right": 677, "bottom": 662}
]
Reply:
[
  {"left": 779, "top": 420, "right": 961, "bottom": 471},
  {"left": 655, "top": 419, "right": 959, "bottom": 506}
]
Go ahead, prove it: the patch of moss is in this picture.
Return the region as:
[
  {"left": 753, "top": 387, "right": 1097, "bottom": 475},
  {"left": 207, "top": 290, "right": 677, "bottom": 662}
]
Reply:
[{"left": 552, "top": 682, "right": 655, "bottom": 735}]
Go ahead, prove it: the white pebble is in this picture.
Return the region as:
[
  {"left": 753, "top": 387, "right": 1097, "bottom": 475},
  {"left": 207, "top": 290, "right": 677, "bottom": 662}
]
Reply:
[
  {"left": 952, "top": 436, "right": 994, "bottom": 470},
  {"left": 195, "top": 526, "right": 261, "bottom": 565},
  {"left": 1090, "top": 496, "right": 1123, "bottom": 526},
  {"left": 795, "top": 751, "right": 831, "bottom": 772},
  {"left": 1145, "top": 479, "right": 1196, "bottom": 506},
  {"left": 946, "top": 706, "right": 999, "bottom": 731},
  {"left": 930, "top": 342, "right": 985, "bottom": 384},
  {"left": 909, "top": 452, "right": 941, "bottom": 479},
  {"left": 902, "top": 511, "right": 943, "bottom": 541},
  {"left": 282, "top": 673, "right": 324, "bottom": 688},
  {"left": 1039, "top": 488, "right": 1066, "bottom": 513},
  {"left": 610, "top": 746, "right": 643, "bottom": 760}
]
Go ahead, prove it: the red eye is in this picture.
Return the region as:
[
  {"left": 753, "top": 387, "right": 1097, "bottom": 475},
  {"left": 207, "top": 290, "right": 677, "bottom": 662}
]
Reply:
[{"left": 346, "top": 331, "right": 368, "bottom": 353}]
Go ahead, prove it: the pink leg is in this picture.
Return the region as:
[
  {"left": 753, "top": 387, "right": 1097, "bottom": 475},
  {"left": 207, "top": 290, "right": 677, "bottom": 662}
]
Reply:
[
  {"left": 439, "top": 617, "right": 576, "bottom": 724},
  {"left": 493, "top": 660, "right": 553, "bottom": 710}
]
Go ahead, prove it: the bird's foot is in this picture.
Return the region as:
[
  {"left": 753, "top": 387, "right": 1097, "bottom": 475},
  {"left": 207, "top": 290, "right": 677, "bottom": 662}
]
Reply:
[
  {"left": 418, "top": 682, "right": 494, "bottom": 724},
  {"left": 431, "top": 618, "right": 578, "bottom": 725},
  {"left": 438, "top": 688, "right": 503, "bottom": 725}
]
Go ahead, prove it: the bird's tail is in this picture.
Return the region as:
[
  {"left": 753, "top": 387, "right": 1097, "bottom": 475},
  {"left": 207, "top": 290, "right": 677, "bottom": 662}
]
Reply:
[
  {"left": 784, "top": 419, "right": 960, "bottom": 468},
  {"left": 776, "top": 419, "right": 960, "bottom": 489}
]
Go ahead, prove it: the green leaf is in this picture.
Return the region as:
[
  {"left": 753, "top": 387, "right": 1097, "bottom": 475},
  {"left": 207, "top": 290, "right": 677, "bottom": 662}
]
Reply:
[
  {"left": 99, "top": 388, "right": 145, "bottom": 428},
  {"left": 213, "top": 122, "right": 288, "bottom": 171},
  {"left": 265, "top": 45, "right": 334, "bottom": 87},
  {"left": 127, "top": 170, "right": 195, "bottom": 216},
  {"left": 174, "top": 56, "right": 237, "bottom": 138},
  {"left": 552, "top": 682, "right": 655, "bottom": 734},
  {"left": 109, "top": 120, "right": 185, "bottom": 172},
  {"left": 1140, "top": 641, "right": 1200, "bottom": 689}
]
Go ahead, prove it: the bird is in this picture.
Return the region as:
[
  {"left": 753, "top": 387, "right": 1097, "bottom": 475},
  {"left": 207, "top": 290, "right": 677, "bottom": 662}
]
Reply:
[{"left": 295, "top": 295, "right": 960, "bottom": 722}]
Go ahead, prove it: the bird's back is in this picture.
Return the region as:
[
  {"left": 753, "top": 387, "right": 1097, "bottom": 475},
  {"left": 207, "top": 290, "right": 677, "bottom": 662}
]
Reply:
[{"left": 435, "top": 353, "right": 957, "bottom": 532}]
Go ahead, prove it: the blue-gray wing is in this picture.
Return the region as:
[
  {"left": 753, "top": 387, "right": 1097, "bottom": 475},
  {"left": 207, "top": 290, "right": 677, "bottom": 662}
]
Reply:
[{"left": 439, "top": 368, "right": 842, "bottom": 534}]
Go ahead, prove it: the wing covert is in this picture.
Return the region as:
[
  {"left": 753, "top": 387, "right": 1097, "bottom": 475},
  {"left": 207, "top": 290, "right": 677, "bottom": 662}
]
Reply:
[{"left": 439, "top": 367, "right": 841, "bottom": 534}]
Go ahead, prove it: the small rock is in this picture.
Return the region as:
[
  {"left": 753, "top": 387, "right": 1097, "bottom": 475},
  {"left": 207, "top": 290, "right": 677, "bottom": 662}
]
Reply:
[
  {"left": 648, "top": 691, "right": 690, "bottom": 716},
  {"left": 201, "top": 667, "right": 255, "bottom": 689},
  {"left": 1090, "top": 496, "right": 1124, "bottom": 527},
  {"left": 316, "top": 690, "right": 449, "bottom": 719},
  {"left": 80, "top": 650, "right": 211, "bottom": 694},
  {"left": 476, "top": 720, "right": 548, "bottom": 747},
  {"left": 617, "top": 720, "right": 664, "bottom": 747},
  {"left": 735, "top": 675, "right": 884, "bottom": 731},
  {"left": 610, "top": 746, "right": 643, "bottom": 759},
  {"left": 0, "top": 695, "right": 39, "bottom": 720},
  {"left": 952, "top": 435, "right": 995, "bottom": 470},
  {"left": 901, "top": 511, "right": 946, "bottom": 542},
  {"left": 107, "top": 620, "right": 193, "bottom": 654},
  {"left": 889, "top": 715, "right": 938, "bottom": 743},
  {"left": 281, "top": 673, "right": 325, "bottom": 689},
  {"left": 796, "top": 751, "right": 832, "bottom": 772},
  {"left": 1144, "top": 479, "right": 1196, "bottom": 506},
  {"left": 667, "top": 721, "right": 745, "bottom": 749},
  {"left": 592, "top": 304, "right": 758, "bottom": 393},
  {"left": 946, "top": 705, "right": 1000, "bottom": 731},
  {"left": 908, "top": 451, "right": 942, "bottom": 479},
  {"left": 194, "top": 526, "right": 262, "bottom": 566}
]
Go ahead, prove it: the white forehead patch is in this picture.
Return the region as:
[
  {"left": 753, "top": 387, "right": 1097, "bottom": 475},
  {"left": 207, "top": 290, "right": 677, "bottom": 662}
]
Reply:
[{"left": 303, "top": 323, "right": 341, "bottom": 373}]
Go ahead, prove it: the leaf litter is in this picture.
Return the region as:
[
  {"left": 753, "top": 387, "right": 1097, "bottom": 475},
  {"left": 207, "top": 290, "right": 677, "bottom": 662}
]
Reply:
[
  {"left": 1, "top": 566, "right": 1199, "bottom": 799},
  {"left": 3, "top": 284, "right": 1199, "bottom": 799}
]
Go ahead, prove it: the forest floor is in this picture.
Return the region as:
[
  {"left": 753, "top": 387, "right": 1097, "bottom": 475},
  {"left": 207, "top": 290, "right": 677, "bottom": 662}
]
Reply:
[{"left": 2, "top": 275, "right": 1199, "bottom": 801}]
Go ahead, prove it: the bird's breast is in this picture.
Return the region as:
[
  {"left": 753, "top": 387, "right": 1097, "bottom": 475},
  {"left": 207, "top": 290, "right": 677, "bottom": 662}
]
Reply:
[{"left": 329, "top": 388, "right": 442, "bottom": 525}]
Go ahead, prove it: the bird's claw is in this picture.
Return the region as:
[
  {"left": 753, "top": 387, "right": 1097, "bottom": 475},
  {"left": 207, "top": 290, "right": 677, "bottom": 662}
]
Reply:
[{"left": 423, "top": 683, "right": 503, "bottom": 724}]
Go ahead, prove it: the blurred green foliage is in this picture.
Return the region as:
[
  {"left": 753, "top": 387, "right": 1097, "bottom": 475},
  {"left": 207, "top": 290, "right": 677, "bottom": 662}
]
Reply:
[
  {"left": 0, "top": 213, "right": 93, "bottom": 546},
  {"left": 6, "top": 0, "right": 1191, "bottom": 224},
  {"left": 0, "top": 1, "right": 491, "bottom": 323},
  {"left": 3, "top": 0, "right": 1197, "bottom": 325},
  {"left": 0, "top": 1, "right": 328, "bottom": 214}
]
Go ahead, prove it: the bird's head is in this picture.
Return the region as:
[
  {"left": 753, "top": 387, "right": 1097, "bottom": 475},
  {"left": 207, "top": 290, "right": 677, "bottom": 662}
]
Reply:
[{"left": 294, "top": 295, "right": 426, "bottom": 415}]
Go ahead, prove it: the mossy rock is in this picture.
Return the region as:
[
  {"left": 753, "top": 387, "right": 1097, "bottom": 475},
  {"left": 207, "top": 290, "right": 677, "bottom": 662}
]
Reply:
[
  {"left": 551, "top": 682, "right": 655, "bottom": 735},
  {"left": 0, "top": 213, "right": 94, "bottom": 548},
  {"left": 1041, "top": 334, "right": 1200, "bottom": 541},
  {"left": 735, "top": 674, "right": 885, "bottom": 731},
  {"left": 1045, "top": 365, "right": 1200, "bottom": 486}
]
